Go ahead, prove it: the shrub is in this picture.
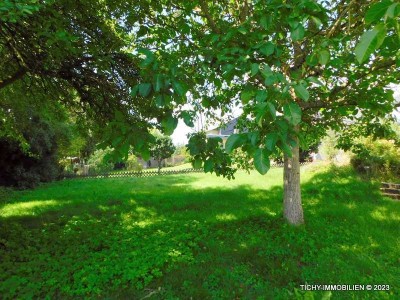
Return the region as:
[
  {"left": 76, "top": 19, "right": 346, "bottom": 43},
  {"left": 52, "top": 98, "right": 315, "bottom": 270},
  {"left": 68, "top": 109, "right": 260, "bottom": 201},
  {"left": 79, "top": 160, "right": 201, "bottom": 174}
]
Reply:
[
  {"left": 0, "top": 118, "right": 62, "bottom": 188},
  {"left": 351, "top": 137, "right": 400, "bottom": 180},
  {"left": 87, "top": 148, "right": 114, "bottom": 174},
  {"left": 126, "top": 154, "right": 143, "bottom": 172}
]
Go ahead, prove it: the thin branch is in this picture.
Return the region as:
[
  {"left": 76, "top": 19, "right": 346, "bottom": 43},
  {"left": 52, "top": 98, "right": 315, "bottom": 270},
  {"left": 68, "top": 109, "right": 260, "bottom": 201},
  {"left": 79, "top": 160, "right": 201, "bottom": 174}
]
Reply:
[{"left": 326, "top": 0, "right": 357, "bottom": 38}]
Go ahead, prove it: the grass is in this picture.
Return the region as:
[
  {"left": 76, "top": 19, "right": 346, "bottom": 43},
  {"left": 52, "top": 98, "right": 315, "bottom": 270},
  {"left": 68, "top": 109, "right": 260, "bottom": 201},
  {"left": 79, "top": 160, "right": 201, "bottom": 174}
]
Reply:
[
  {"left": 162, "top": 162, "right": 193, "bottom": 170},
  {"left": 0, "top": 163, "right": 399, "bottom": 299}
]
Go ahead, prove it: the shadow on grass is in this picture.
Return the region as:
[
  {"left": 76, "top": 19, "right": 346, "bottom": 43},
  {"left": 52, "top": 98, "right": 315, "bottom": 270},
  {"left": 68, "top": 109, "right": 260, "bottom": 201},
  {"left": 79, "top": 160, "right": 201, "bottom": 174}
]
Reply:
[{"left": 0, "top": 166, "right": 399, "bottom": 299}]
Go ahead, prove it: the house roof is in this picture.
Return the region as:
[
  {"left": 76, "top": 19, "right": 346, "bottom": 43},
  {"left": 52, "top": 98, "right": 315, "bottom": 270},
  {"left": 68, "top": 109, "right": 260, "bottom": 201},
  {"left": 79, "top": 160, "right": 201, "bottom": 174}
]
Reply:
[{"left": 206, "top": 118, "right": 238, "bottom": 135}]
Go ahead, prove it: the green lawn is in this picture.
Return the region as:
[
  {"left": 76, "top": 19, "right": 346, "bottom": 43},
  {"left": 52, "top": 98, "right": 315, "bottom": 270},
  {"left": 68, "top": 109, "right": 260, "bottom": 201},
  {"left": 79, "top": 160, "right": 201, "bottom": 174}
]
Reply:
[{"left": 0, "top": 163, "right": 399, "bottom": 299}]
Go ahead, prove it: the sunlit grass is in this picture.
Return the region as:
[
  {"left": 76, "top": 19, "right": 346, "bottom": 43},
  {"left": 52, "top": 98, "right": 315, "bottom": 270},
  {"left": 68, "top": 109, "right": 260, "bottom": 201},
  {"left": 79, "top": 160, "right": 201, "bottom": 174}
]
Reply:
[
  {"left": 0, "top": 163, "right": 399, "bottom": 299},
  {"left": 0, "top": 199, "right": 67, "bottom": 217}
]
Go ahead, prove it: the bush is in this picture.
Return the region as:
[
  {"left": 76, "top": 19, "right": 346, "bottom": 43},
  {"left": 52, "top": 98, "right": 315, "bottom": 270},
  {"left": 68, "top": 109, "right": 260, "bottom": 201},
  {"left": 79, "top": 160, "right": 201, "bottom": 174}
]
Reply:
[
  {"left": 126, "top": 154, "right": 143, "bottom": 172},
  {"left": 0, "top": 118, "right": 62, "bottom": 189},
  {"left": 351, "top": 137, "right": 400, "bottom": 180},
  {"left": 87, "top": 148, "right": 114, "bottom": 174}
]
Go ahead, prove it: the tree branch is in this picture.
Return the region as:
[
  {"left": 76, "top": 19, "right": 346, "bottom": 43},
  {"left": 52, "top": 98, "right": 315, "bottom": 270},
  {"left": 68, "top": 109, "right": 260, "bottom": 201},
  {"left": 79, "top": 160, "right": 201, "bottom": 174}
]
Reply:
[
  {"left": 326, "top": 0, "right": 358, "bottom": 38},
  {"left": 198, "top": 0, "right": 220, "bottom": 33},
  {"left": 0, "top": 68, "right": 27, "bottom": 90}
]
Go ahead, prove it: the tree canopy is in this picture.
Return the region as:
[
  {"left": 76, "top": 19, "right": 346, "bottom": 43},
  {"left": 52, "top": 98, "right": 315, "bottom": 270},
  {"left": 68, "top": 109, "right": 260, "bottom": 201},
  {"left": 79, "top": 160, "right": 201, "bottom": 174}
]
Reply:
[{"left": 150, "top": 132, "right": 176, "bottom": 172}]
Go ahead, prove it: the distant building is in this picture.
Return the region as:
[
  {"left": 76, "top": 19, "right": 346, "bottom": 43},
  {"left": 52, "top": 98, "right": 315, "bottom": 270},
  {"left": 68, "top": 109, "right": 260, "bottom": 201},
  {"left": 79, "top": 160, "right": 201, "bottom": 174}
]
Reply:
[{"left": 205, "top": 118, "right": 239, "bottom": 143}]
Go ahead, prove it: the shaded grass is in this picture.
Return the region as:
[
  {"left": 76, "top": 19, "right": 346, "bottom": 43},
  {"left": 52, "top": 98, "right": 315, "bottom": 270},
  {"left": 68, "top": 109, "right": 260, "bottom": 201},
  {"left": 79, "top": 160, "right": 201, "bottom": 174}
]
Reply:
[{"left": 0, "top": 163, "right": 399, "bottom": 299}]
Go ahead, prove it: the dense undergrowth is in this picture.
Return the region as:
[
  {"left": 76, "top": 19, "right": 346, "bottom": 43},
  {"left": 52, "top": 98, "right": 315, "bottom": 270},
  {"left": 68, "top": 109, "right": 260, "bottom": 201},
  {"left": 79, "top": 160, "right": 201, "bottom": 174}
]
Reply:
[{"left": 0, "top": 163, "right": 399, "bottom": 299}]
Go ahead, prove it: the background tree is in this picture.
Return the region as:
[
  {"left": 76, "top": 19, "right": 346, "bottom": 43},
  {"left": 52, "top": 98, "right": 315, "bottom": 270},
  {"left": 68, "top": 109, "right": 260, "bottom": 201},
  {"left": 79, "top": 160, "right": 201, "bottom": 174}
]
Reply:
[{"left": 150, "top": 134, "right": 176, "bottom": 173}]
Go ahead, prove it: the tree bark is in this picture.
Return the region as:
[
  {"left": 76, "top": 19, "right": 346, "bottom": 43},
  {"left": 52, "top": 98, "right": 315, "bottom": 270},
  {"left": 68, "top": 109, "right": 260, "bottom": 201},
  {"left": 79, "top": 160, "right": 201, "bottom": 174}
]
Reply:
[
  {"left": 157, "top": 160, "right": 162, "bottom": 174},
  {"left": 283, "top": 130, "right": 304, "bottom": 225}
]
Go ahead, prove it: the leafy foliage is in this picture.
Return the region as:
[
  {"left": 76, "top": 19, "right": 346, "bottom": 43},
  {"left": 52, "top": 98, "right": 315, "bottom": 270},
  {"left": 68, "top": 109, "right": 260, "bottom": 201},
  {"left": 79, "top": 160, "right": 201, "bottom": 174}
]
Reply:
[
  {"left": 0, "top": 116, "right": 62, "bottom": 188},
  {"left": 351, "top": 137, "right": 400, "bottom": 180},
  {"left": 149, "top": 134, "right": 176, "bottom": 172},
  {"left": 187, "top": 132, "right": 236, "bottom": 179},
  {"left": 126, "top": 154, "right": 143, "bottom": 172},
  {"left": 87, "top": 148, "right": 115, "bottom": 174}
]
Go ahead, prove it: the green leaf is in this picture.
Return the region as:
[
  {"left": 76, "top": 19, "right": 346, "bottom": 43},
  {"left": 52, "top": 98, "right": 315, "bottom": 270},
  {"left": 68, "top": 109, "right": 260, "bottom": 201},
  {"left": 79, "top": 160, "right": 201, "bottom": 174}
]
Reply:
[
  {"left": 114, "top": 110, "right": 124, "bottom": 122},
  {"left": 161, "top": 115, "right": 178, "bottom": 135},
  {"left": 259, "top": 42, "right": 275, "bottom": 56},
  {"left": 255, "top": 103, "right": 267, "bottom": 125},
  {"left": 238, "top": 26, "right": 247, "bottom": 34},
  {"left": 141, "top": 147, "right": 151, "bottom": 161},
  {"left": 256, "top": 90, "right": 268, "bottom": 102},
  {"left": 155, "top": 95, "right": 165, "bottom": 107},
  {"left": 154, "top": 74, "right": 164, "bottom": 92},
  {"left": 193, "top": 158, "right": 202, "bottom": 169},
  {"left": 307, "top": 76, "right": 324, "bottom": 86},
  {"left": 260, "top": 64, "right": 273, "bottom": 78},
  {"left": 139, "top": 83, "right": 152, "bottom": 97},
  {"left": 278, "top": 141, "right": 293, "bottom": 157},
  {"left": 294, "top": 84, "right": 310, "bottom": 101},
  {"left": 204, "top": 159, "right": 213, "bottom": 172},
  {"left": 311, "top": 16, "right": 322, "bottom": 28},
  {"left": 138, "top": 48, "right": 155, "bottom": 67},
  {"left": 283, "top": 102, "right": 302, "bottom": 125},
  {"left": 265, "top": 133, "right": 279, "bottom": 151},
  {"left": 365, "top": 0, "right": 393, "bottom": 24},
  {"left": 306, "top": 53, "right": 319, "bottom": 67},
  {"left": 249, "top": 132, "right": 260, "bottom": 146},
  {"left": 241, "top": 89, "right": 255, "bottom": 104},
  {"left": 181, "top": 111, "right": 194, "bottom": 127},
  {"left": 259, "top": 15, "right": 269, "bottom": 29},
  {"left": 112, "top": 136, "right": 123, "bottom": 147},
  {"left": 251, "top": 63, "right": 259, "bottom": 76},
  {"left": 172, "top": 81, "right": 188, "bottom": 96},
  {"left": 355, "top": 24, "right": 387, "bottom": 63},
  {"left": 318, "top": 49, "right": 330, "bottom": 65},
  {"left": 266, "top": 102, "right": 276, "bottom": 119},
  {"left": 130, "top": 85, "right": 139, "bottom": 96},
  {"left": 385, "top": 3, "right": 399, "bottom": 18},
  {"left": 265, "top": 75, "right": 277, "bottom": 86},
  {"left": 225, "top": 133, "right": 247, "bottom": 153},
  {"left": 276, "top": 119, "right": 289, "bottom": 134},
  {"left": 291, "top": 24, "right": 305, "bottom": 41},
  {"left": 253, "top": 148, "right": 270, "bottom": 175}
]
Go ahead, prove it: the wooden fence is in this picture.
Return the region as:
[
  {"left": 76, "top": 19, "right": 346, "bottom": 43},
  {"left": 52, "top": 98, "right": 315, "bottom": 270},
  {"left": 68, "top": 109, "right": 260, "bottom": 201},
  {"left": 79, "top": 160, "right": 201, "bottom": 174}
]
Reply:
[
  {"left": 63, "top": 162, "right": 312, "bottom": 180},
  {"left": 380, "top": 182, "right": 400, "bottom": 200},
  {"left": 62, "top": 168, "right": 203, "bottom": 179}
]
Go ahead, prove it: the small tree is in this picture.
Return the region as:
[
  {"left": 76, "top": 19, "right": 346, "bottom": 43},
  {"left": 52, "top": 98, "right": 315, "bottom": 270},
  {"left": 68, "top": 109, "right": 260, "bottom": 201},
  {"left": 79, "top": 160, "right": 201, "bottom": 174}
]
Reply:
[{"left": 150, "top": 135, "right": 176, "bottom": 173}]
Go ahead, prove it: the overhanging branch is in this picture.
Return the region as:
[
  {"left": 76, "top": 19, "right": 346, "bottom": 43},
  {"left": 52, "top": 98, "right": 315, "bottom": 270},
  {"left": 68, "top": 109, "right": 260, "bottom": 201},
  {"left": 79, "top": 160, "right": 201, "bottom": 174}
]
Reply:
[{"left": 0, "top": 68, "right": 27, "bottom": 90}]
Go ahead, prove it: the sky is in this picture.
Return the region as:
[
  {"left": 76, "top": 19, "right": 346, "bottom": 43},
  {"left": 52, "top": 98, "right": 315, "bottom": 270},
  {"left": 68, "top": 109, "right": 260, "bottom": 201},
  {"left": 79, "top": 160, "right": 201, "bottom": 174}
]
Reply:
[{"left": 171, "top": 119, "right": 193, "bottom": 146}]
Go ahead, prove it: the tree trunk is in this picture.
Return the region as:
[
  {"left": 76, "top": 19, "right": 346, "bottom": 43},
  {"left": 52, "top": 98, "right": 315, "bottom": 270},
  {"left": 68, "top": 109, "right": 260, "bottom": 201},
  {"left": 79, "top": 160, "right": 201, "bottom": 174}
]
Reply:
[
  {"left": 157, "top": 160, "right": 162, "bottom": 174},
  {"left": 283, "top": 131, "right": 304, "bottom": 225}
]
